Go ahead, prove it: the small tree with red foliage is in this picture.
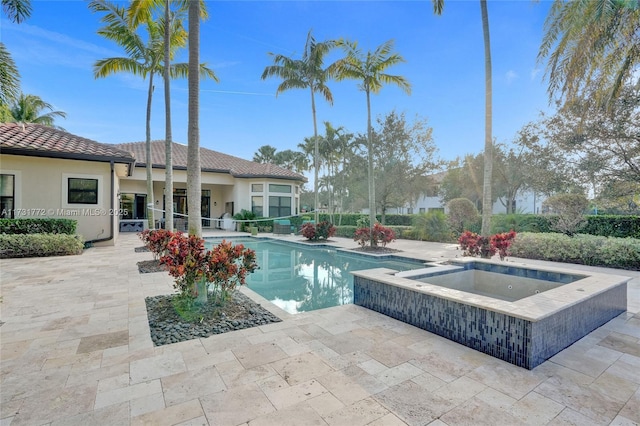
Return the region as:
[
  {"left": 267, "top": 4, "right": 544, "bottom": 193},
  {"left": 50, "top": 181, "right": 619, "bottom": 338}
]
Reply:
[
  {"left": 354, "top": 223, "right": 396, "bottom": 248},
  {"left": 138, "top": 229, "right": 174, "bottom": 260},
  {"left": 301, "top": 221, "right": 336, "bottom": 242},
  {"left": 458, "top": 230, "right": 516, "bottom": 260}
]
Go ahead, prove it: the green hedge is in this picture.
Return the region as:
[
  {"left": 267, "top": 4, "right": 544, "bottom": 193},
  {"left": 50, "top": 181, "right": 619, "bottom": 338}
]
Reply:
[
  {"left": 0, "top": 218, "right": 77, "bottom": 235},
  {"left": 581, "top": 215, "right": 640, "bottom": 238},
  {"left": 0, "top": 234, "right": 84, "bottom": 258},
  {"left": 335, "top": 226, "right": 357, "bottom": 238},
  {"left": 490, "top": 214, "right": 639, "bottom": 238},
  {"left": 509, "top": 232, "right": 640, "bottom": 270}
]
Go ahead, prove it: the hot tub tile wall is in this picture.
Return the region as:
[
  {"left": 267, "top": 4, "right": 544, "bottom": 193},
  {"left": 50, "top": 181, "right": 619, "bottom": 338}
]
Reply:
[
  {"left": 530, "top": 283, "right": 627, "bottom": 366},
  {"left": 353, "top": 276, "right": 627, "bottom": 369}
]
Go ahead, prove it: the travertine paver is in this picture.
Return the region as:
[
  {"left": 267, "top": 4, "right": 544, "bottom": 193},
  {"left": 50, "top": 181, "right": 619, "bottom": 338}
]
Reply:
[{"left": 0, "top": 232, "right": 639, "bottom": 425}]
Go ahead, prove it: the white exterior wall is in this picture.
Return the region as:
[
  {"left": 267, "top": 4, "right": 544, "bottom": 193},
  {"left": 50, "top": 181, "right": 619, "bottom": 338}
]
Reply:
[
  {"left": 0, "top": 154, "right": 127, "bottom": 245},
  {"left": 402, "top": 190, "right": 546, "bottom": 215}
]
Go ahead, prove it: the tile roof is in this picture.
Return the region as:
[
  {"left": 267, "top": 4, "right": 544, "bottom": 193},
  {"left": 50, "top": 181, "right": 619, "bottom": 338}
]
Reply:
[
  {"left": 0, "top": 123, "right": 135, "bottom": 165},
  {"left": 117, "top": 141, "right": 306, "bottom": 182}
]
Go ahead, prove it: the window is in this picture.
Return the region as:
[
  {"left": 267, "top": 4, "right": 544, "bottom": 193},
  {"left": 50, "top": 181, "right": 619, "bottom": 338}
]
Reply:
[
  {"left": 269, "top": 196, "right": 291, "bottom": 218},
  {"left": 68, "top": 178, "right": 98, "bottom": 204},
  {"left": 251, "top": 184, "right": 263, "bottom": 192},
  {"left": 120, "top": 193, "right": 147, "bottom": 219},
  {"left": 0, "top": 174, "right": 15, "bottom": 218},
  {"left": 407, "top": 208, "right": 413, "bottom": 214},
  {"left": 252, "top": 196, "right": 263, "bottom": 216},
  {"left": 419, "top": 208, "right": 426, "bottom": 214},
  {"left": 269, "top": 184, "right": 291, "bottom": 193}
]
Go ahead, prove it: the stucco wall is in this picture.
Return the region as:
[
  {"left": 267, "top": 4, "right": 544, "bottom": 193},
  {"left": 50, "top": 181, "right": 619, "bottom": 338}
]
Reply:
[{"left": 0, "top": 154, "right": 125, "bottom": 245}]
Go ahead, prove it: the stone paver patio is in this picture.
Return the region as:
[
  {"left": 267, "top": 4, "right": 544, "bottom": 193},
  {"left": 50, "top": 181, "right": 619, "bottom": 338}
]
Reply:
[{"left": 1, "top": 232, "right": 638, "bottom": 425}]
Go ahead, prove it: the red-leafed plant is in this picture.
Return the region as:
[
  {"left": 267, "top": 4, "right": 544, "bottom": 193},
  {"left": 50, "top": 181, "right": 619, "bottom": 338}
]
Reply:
[
  {"left": 160, "top": 233, "right": 208, "bottom": 297},
  {"left": 490, "top": 230, "right": 517, "bottom": 260},
  {"left": 458, "top": 230, "right": 516, "bottom": 260},
  {"left": 301, "top": 221, "right": 336, "bottom": 241},
  {"left": 139, "top": 229, "right": 175, "bottom": 260},
  {"left": 204, "top": 240, "right": 258, "bottom": 299},
  {"left": 159, "top": 234, "right": 258, "bottom": 305},
  {"left": 354, "top": 223, "right": 396, "bottom": 248}
]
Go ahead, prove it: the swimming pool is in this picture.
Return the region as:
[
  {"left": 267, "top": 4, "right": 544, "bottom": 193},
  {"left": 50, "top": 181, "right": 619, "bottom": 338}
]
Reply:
[{"left": 205, "top": 237, "right": 427, "bottom": 314}]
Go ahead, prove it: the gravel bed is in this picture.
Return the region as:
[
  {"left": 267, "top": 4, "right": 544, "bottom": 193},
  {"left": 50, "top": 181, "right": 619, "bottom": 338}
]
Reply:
[
  {"left": 145, "top": 291, "right": 282, "bottom": 346},
  {"left": 137, "top": 260, "right": 167, "bottom": 273}
]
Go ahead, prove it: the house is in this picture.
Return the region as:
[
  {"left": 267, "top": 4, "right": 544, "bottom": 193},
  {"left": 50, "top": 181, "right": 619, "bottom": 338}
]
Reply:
[
  {"left": 116, "top": 141, "right": 306, "bottom": 229},
  {"left": 384, "top": 170, "right": 545, "bottom": 215},
  {"left": 0, "top": 123, "right": 306, "bottom": 245}
]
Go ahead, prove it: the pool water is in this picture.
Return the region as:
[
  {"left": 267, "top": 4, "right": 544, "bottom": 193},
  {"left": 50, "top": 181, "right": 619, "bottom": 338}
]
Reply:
[{"left": 205, "top": 237, "right": 426, "bottom": 314}]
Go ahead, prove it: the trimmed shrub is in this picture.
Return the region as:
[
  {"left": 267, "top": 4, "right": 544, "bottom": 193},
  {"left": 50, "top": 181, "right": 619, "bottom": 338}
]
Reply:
[
  {"left": 509, "top": 232, "right": 640, "bottom": 270},
  {"left": 447, "top": 198, "right": 479, "bottom": 235},
  {"left": 335, "top": 226, "right": 357, "bottom": 238},
  {"left": 581, "top": 215, "right": 640, "bottom": 239},
  {"left": 0, "top": 218, "right": 77, "bottom": 235},
  {"left": 491, "top": 214, "right": 553, "bottom": 234},
  {"left": 0, "top": 233, "right": 84, "bottom": 258},
  {"left": 412, "top": 211, "right": 452, "bottom": 242}
]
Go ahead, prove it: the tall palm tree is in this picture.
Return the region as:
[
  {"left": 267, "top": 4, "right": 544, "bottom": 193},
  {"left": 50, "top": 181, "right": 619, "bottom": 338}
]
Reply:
[
  {"left": 8, "top": 93, "right": 66, "bottom": 128},
  {"left": 253, "top": 145, "right": 278, "bottom": 163},
  {"left": 538, "top": 0, "right": 640, "bottom": 112},
  {"left": 0, "top": 44, "right": 20, "bottom": 109},
  {"left": 1, "top": 0, "right": 31, "bottom": 22},
  {"left": 127, "top": 0, "right": 209, "bottom": 232},
  {"left": 432, "top": 0, "right": 493, "bottom": 236},
  {"left": 187, "top": 0, "right": 202, "bottom": 237},
  {"left": 333, "top": 39, "right": 411, "bottom": 243},
  {"left": 1, "top": 0, "right": 32, "bottom": 110},
  {"left": 261, "top": 30, "right": 338, "bottom": 224},
  {"left": 91, "top": 0, "right": 215, "bottom": 230}
]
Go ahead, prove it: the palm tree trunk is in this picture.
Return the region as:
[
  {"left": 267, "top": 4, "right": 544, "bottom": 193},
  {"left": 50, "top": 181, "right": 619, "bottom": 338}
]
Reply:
[
  {"left": 187, "top": 0, "right": 202, "bottom": 240},
  {"left": 311, "top": 87, "right": 319, "bottom": 224},
  {"left": 164, "top": 0, "right": 174, "bottom": 232},
  {"left": 366, "top": 89, "right": 376, "bottom": 245},
  {"left": 480, "top": 0, "right": 493, "bottom": 237},
  {"left": 146, "top": 72, "right": 155, "bottom": 230}
]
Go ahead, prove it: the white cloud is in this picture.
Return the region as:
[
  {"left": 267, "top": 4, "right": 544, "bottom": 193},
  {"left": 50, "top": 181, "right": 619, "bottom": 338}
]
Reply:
[
  {"left": 3, "top": 20, "right": 119, "bottom": 57},
  {"left": 505, "top": 70, "right": 518, "bottom": 84},
  {"left": 530, "top": 68, "right": 541, "bottom": 81}
]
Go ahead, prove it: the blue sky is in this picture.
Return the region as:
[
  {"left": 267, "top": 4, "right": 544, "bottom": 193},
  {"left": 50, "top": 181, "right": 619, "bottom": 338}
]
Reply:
[{"left": 3, "top": 0, "right": 554, "bottom": 163}]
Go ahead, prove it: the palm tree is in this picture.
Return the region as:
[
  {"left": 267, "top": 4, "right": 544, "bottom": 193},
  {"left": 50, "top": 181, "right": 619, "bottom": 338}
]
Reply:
[
  {"left": 187, "top": 0, "right": 202, "bottom": 238},
  {"left": 9, "top": 93, "right": 66, "bottom": 128},
  {"left": 432, "top": 0, "right": 493, "bottom": 236},
  {"left": 0, "top": 44, "right": 20, "bottom": 109},
  {"left": 90, "top": 0, "right": 215, "bottom": 230},
  {"left": 1, "top": 0, "right": 31, "bottom": 22},
  {"left": 261, "top": 30, "right": 338, "bottom": 225},
  {"left": 538, "top": 0, "right": 640, "bottom": 112},
  {"left": 1, "top": 0, "right": 32, "bottom": 110},
  {"left": 127, "top": 0, "right": 209, "bottom": 232},
  {"left": 253, "top": 145, "right": 278, "bottom": 163},
  {"left": 333, "top": 39, "right": 411, "bottom": 244}
]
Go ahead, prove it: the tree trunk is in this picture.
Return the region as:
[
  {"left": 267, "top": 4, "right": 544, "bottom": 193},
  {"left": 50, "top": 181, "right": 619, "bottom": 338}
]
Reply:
[
  {"left": 480, "top": 0, "right": 493, "bottom": 237},
  {"left": 145, "top": 72, "right": 155, "bottom": 230},
  {"left": 311, "top": 87, "right": 319, "bottom": 224},
  {"left": 187, "top": 0, "right": 202, "bottom": 239},
  {"left": 164, "top": 0, "right": 174, "bottom": 232},
  {"left": 366, "top": 89, "right": 376, "bottom": 245}
]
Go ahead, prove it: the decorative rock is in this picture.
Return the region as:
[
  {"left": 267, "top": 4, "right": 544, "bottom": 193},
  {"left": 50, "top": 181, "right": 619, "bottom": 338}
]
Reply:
[{"left": 145, "top": 291, "right": 282, "bottom": 347}]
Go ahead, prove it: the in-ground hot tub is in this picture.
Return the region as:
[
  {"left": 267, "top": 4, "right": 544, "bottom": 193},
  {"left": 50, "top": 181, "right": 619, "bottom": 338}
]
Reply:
[{"left": 352, "top": 259, "right": 629, "bottom": 369}]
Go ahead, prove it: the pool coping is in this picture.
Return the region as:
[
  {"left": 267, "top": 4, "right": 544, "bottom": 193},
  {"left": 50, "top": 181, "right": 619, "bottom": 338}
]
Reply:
[{"left": 351, "top": 258, "right": 631, "bottom": 322}]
